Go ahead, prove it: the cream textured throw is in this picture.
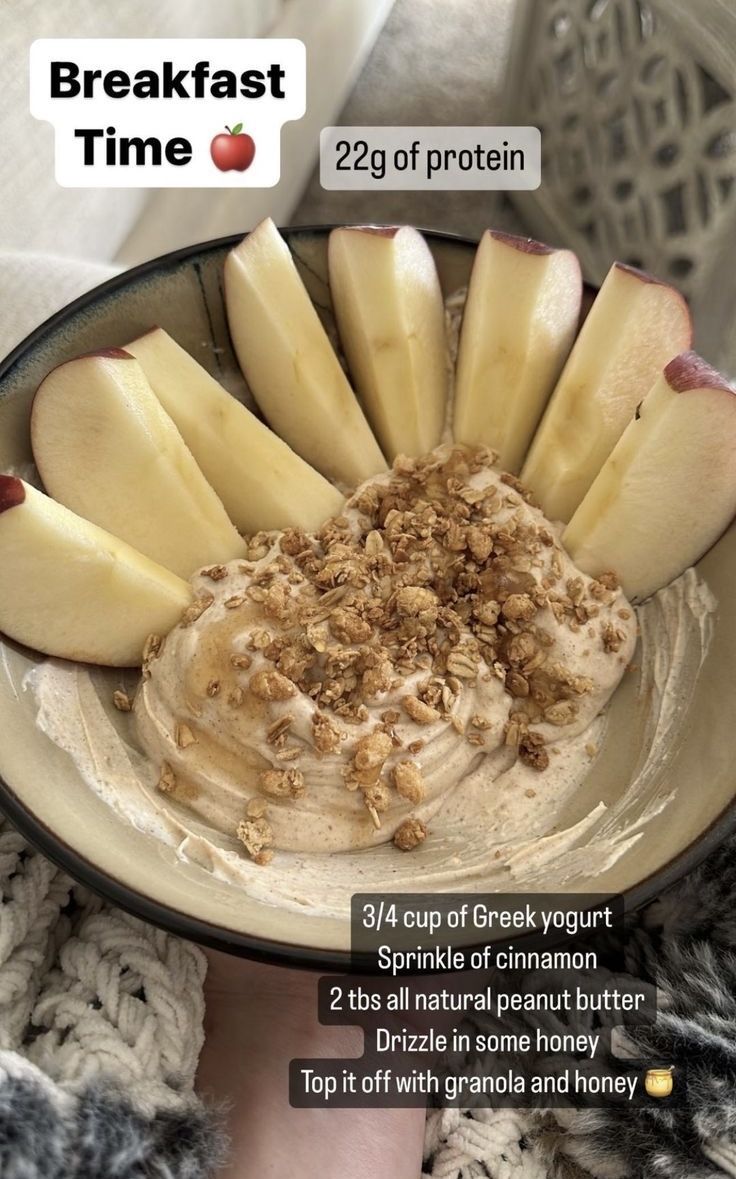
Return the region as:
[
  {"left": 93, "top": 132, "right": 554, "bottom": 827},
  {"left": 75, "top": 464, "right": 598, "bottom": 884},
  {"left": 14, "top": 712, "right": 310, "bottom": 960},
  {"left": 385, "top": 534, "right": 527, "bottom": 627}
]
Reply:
[{"left": 0, "top": 816, "right": 224, "bottom": 1178}]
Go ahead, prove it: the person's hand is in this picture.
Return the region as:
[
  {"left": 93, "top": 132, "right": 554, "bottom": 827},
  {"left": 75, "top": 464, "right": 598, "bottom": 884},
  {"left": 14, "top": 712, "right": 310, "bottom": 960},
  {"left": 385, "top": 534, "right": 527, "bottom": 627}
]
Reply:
[{"left": 197, "top": 949, "right": 425, "bottom": 1179}]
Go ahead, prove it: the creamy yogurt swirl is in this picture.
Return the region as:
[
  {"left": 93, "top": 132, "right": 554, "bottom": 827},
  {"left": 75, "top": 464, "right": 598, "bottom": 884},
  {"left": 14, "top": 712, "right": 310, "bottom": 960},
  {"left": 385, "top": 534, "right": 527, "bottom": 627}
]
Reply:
[{"left": 134, "top": 446, "right": 637, "bottom": 857}]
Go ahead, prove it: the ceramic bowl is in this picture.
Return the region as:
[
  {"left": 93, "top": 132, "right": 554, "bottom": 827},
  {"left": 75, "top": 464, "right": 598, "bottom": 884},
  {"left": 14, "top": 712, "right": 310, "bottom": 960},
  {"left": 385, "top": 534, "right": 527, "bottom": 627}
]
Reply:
[{"left": 0, "top": 228, "right": 734, "bottom": 968}]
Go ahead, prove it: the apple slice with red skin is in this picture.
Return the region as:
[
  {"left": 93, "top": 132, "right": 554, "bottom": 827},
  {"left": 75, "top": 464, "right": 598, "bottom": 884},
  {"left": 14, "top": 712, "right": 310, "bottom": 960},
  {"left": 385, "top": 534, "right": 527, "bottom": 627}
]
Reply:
[
  {"left": 225, "top": 218, "right": 387, "bottom": 490},
  {"left": 0, "top": 476, "right": 191, "bottom": 665},
  {"left": 563, "top": 352, "right": 736, "bottom": 601},
  {"left": 126, "top": 327, "right": 344, "bottom": 532},
  {"left": 328, "top": 225, "right": 448, "bottom": 460},
  {"left": 521, "top": 261, "right": 693, "bottom": 522},
  {"left": 453, "top": 229, "right": 582, "bottom": 473},
  {"left": 31, "top": 349, "right": 247, "bottom": 579}
]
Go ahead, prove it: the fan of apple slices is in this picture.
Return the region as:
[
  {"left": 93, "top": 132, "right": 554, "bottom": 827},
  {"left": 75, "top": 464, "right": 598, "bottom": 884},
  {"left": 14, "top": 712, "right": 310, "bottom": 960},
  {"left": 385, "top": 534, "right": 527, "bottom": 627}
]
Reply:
[{"left": 1, "top": 217, "right": 735, "bottom": 667}]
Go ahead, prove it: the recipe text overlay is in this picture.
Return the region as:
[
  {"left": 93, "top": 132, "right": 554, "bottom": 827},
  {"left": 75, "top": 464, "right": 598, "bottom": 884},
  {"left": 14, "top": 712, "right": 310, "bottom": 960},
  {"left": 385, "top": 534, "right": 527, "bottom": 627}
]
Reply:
[
  {"left": 29, "top": 39, "right": 306, "bottom": 187},
  {"left": 320, "top": 127, "right": 541, "bottom": 190},
  {"left": 289, "top": 894, "right": 681, "bottom": 1109}
]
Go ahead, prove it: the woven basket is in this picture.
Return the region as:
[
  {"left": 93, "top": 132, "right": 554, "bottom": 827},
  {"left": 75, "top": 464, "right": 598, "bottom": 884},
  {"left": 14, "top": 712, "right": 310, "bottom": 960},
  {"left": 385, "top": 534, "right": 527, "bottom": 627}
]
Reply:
[{"left": 504, "top": 0, "right": 736, "bottom": 368}]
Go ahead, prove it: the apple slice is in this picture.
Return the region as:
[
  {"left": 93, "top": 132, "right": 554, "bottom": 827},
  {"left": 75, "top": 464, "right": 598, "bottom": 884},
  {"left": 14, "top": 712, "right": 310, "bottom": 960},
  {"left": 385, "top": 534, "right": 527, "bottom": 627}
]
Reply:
[
  {"left": 125, "top": 327, "right": 344, "bottom": 532},
  {"left": 31, "top": 349, "right": 247, "bottom": 579},
  {"left": 520, "top": 262, "right": 692, "bottom": 521},
  {"left": 328, "top": 226, "right": 447, "bottom": 460},
  {"left": 0, "top": 476, "right": 191, "bottom": 665},
  {"left": 224, "top": 218, "right": 387, "bottom": 489},
  {"left": 453, "top": 230, "right": 582, "bottom": 473},
  {"left": 563, "top": 353, "right": 736, "bottom": 601}
]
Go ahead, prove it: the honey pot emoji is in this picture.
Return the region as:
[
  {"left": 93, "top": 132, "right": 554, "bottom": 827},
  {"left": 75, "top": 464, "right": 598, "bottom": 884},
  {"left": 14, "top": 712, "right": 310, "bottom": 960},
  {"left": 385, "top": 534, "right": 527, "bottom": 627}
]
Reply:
[{"left": 644, "top": 1066, "right": 675, "bottom": 1097}]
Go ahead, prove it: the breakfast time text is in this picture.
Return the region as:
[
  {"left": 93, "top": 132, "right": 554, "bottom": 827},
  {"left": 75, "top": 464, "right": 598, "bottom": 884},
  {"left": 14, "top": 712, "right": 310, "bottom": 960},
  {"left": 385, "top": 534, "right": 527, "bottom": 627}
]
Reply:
[{"left": 29, "top": 39, "right": 306, "bottom": 187}]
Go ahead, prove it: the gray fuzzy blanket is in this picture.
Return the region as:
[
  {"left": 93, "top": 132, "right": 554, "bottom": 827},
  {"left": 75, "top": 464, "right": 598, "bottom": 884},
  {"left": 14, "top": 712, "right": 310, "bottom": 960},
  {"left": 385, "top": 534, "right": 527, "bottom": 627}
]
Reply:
[
  {"left": 423, "top": 837, "right": 736, "bottom": 1179},
  {"left": 562, "top": 836, "right": 736, "bottom": 1179}
]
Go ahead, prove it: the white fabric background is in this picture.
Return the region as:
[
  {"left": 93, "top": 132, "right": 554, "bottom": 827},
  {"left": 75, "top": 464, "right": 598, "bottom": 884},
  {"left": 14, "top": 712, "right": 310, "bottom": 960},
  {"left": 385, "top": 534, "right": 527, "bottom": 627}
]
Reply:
[
  {"left": 0, "top": 0, "right": 283, "bottom": 262},
  {"left": 0, "top": 252, "right": 119, "bottom": 356}
]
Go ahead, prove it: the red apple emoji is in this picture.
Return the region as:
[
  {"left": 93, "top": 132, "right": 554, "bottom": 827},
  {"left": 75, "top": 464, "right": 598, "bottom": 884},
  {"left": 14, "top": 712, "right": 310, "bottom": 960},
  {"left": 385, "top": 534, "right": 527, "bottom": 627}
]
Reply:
[{"left": 210, "top": 124, "right": 256, "bottom": 172}]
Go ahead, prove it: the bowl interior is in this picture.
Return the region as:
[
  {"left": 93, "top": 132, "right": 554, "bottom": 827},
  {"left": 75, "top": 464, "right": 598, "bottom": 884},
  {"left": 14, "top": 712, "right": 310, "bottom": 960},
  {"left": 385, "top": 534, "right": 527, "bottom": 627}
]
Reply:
[{"left": 0, "top": 228, "right": 734, "bottom": 966}]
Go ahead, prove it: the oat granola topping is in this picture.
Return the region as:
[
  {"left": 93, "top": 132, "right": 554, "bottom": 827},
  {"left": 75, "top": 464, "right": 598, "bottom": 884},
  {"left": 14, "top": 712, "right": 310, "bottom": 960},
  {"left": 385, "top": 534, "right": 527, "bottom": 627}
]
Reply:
[
  {"left": 175, "top": 722, "right": 197, "bottom": 749},
  {"left": 246, "top": 797, "right": 268, "bottom": 819},
  {"left": 237, "top": 816, "right": 274, "bottom": 864},
  {"left": 142, "top": 633, "right": 162, "bottom": 664},
  {"left": 602, "top": 621, "right": 627, "bottom": 653},
  {"left": 248, "top": 670, "right": 296, "bottom": 701},
  {"left": 230, "top": 652, "right": 253, "bottom": 669},
  {"left": 310, "top": 711, "right": 341, "bottom": 753},
  {"left": 158, "top": 762, "right": 176, "bottom": 793},
  {"left": 393, "top": 761, "right": 425, "bottom": 804},
  {"left": 403, "top": 696, "right": 441, "bottom": 725},
  {"left": 354, "top": 730, "right": 393, "bottom": 771},
  {"left": 519, "top": 730, "right": 550, "bottom": 772},
  {"left": 260, "top": 768, "right": 305, "bottom": 799},
  {"left": 180, "top": 595, "right": 214, "bottom": 627},
  {"left": 393, "top": 816, "right": 428, "bottom": 851}
]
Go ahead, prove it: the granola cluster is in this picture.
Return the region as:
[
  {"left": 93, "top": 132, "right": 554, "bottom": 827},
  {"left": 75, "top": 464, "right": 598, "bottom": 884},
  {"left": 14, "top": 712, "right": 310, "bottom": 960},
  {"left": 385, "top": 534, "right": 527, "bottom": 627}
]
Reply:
[{"left": 143, "top": 445, "right": 632, "bottom": 864}]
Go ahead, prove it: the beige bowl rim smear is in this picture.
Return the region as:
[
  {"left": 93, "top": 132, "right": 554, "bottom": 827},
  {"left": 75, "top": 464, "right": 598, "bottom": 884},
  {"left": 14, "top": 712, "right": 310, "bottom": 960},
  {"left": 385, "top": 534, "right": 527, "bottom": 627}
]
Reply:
[{"left": 0, "top": 226, "right": 734, "bottom": 970}]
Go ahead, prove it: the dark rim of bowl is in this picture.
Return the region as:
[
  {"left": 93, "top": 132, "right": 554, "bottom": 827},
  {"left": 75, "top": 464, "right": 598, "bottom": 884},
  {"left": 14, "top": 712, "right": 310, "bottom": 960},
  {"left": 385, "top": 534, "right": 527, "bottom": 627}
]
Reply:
[{"left": 0, "top": 226, "right": 734, "bottom": 972}]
